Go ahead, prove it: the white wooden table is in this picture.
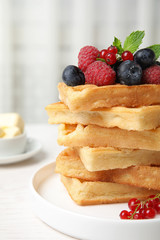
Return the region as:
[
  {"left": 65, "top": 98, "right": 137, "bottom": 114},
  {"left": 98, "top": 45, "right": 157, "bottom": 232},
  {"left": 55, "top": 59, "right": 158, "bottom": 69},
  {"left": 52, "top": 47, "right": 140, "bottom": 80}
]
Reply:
[{"left": 0, "top": 124, "right": 77, "bottom": 240}]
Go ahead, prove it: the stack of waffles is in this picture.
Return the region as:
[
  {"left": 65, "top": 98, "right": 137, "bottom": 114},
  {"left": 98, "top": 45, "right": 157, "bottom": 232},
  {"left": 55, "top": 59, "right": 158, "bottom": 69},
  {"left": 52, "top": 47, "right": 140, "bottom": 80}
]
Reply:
[{"left": 46, "top": 82, "right": 160, "bottom": 205}]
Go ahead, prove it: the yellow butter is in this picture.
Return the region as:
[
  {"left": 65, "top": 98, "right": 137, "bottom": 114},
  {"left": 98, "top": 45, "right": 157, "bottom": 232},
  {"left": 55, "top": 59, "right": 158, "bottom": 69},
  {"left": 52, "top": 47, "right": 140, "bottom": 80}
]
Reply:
[
  {"left": 2, "top": 126, "right": 21, "bottom": 138},
  {"left": 0, "top": 128, "right": 5, "bottom": 138},
  {"left": 0, "top": 113, "right": 24, "bottom": 133}
]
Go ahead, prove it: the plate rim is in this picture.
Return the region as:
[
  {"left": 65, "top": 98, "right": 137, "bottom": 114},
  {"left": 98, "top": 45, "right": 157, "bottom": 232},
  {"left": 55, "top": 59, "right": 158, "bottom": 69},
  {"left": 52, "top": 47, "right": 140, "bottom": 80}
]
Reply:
[
  {"left": 30, "top": 161, "right": 160, "bottom": 224},
  {"left": 30, "top": 161, "right": 160, "bottom": 240}
]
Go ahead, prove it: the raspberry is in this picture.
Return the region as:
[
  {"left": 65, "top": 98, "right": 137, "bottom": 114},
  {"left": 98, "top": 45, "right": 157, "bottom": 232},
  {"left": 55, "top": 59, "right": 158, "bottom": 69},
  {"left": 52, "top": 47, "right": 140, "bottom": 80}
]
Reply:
[
  {"left": 78, "top": 46, "right": 100, "bottom": 72},
  {"left": 85, "top": 61, "right": 116, "bottom": 86},
  {"left": 142, "top": 65, "right": 160, "bottom": 84}
]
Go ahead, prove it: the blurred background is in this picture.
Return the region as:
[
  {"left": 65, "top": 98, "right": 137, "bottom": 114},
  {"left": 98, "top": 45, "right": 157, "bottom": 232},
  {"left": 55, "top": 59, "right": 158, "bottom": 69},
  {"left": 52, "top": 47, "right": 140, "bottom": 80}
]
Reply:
[{"left": 0, "top": 0, "right": 160, "bottom": 123}]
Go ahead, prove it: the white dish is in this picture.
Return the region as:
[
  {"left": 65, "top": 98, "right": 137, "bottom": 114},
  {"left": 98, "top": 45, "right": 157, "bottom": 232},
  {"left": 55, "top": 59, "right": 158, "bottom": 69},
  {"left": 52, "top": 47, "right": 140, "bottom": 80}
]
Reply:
[
  {"left": 0, "top": 131, "right": 27, "bottom": 157},
  {"left": 0, "top": 138, "right": 41, "bottom": 164},
  {"left": 31, "top": 162, "right": 160, "bottom": 240}
]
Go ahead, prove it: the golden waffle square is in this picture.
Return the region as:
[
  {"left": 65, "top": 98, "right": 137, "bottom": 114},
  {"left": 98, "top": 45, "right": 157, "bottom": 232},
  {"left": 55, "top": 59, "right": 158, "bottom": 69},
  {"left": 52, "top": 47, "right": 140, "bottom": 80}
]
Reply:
[
  {"left": 75, "top": 146, "right": 160, "bottom": 171},
  {"left": 58, "top": 124, "right": 160, "bottom": 151},
  {"left": 56, "top": 148, "right": 160, "bottom": 191},
  {"left": 61, "top": 175, "right": 158, "bottom": 206},
  {"left": 46, "top": 102, "right": 160, "bottom": 131},
  {"left": 58, "top": 82, "right": 160, "bottom": 112}
]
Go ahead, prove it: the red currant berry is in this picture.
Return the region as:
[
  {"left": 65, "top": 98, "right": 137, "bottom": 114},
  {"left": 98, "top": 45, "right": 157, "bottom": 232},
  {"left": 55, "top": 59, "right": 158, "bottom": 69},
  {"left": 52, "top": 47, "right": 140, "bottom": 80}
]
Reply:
[
  {"left": 128, "top": 210, "right": 134, "bottom": 217},
  {"left": 153, "top": 198, "right": 160, "bottom": 207},
  {"left": 107, "top": 45, "right": 118, "bottom": 54},
  {"left": 105, "top": 53, "right": 117, "bottom": 65},
  {"left": 100, "top": 49, "right": 108, "bottom": 59},
  {"left": 148, "top": 195, "right": 156, "bottom": 199},
  {"left": 144, "top": 200, "right": 154, "bottom": 209},
  {"left": 121, "top": 51, "right": 134, "bottom": 61},
  {"left": 148, "top": 195, "right": 160, "bottom": 208},
  {"left": 120, "top": 210, "right": 129, "bottom": 219},
  {"left": 139, "top": 208, "right": 145, "bottom": 218},
  {"left": 133, "top": 213, "right": 143, "bottom": 220},
  {"left": 154, "top": 202, "right": 160, "bottom": 214},
  {"left": 144, "top": 207, "right": 156, "bottom": 219},
  {"left": 128, "top": 198, "right": 141, "bottom": 211}
]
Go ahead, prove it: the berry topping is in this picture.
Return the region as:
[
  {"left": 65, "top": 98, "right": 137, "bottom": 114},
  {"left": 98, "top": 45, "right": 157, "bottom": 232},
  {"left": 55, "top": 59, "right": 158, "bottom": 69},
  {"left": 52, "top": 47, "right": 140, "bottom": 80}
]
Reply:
[
  {"left": 139, "top": 208, "right": 145, "bottom": 218},
  {"left": 148, "top": 195, "right": 160, "bottom": 208},
  {"left": 128, "top": 198, "right": 141, "bottom": 211},
  {"left": 111, "top": 61, "right": 122, "bottom": 83},
  {"left": 105, "top": 52, "right": 117, "bottom": 65},
  {"left": 100, "top": 49, "right": 108, "bottom": 59},
  {"left": 78, "top": 46, "right": 100, "bottom": 72},
  {"left": 117, "top": 60, "right": 142, "bottom": 85},
  {"left": 142, "top": 65, "right": 160, "bottom": 84},
  {"left": 119, "top": 210, "right": 129, "bottom": 219},
  {"left": 107, "top": 45, "right": 118, "bottom": 54},
  {"left": 121, "top": 51, "right": 134, "bottom": 61},
  {"left": 112, "top": 60, "right": 122, "bottom": 72},
  {"left": 62, "top": 65, "right": 85, "bottom": 86},
  {"left": 154, "top": 202, "right": 160, "bottom": 213},
  {"left": 144, "top": 199, "right": 154, "bottom": 208},
  {"left": 144, "top": 207, "right": 156, "bottom": 219},
  {"left": 134, "top": 48, "right": 155, "bottom": 69},
  {"left": 85, "top": 61, "right": 116, "bottom": 86},
  {"left": 133, "top": 213, "right": 143, "bottom": 220},
  {"left": 120, "top": 194, "right": 160, "bottom": 220},
  {"left": 62, "top": 30, "right": 160, "bottom": 87}
]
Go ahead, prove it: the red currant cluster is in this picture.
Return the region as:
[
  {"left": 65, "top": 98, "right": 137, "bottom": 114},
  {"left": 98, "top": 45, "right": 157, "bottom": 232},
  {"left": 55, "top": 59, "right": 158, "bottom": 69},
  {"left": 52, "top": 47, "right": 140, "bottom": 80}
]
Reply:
[
  {"left": 99, "top": 46, "right": 133, "bottom": 65},
  {"left": 120, "top": 194, "right": 160, "bottom": 220}
]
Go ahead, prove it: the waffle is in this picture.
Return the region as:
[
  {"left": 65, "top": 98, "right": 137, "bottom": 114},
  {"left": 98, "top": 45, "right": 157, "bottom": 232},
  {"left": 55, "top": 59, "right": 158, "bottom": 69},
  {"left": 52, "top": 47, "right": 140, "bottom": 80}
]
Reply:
[
  {"left": 46, "top": 102, "right": 160, "bottom": 131},
  {"left": 58, "top": 124, "right": 160, "bottom": 151},
  {"left": 75, "top": 147, "right": 160, "bottom": 171},
  {"left": 61, "top": 175, "right": 158, "bottom": 205},
  {"left": 58, "top": 82, "right": 160, "bottom": 112},
  {"left": 56, "top": 148, "right": 160, "bottom": 190}
]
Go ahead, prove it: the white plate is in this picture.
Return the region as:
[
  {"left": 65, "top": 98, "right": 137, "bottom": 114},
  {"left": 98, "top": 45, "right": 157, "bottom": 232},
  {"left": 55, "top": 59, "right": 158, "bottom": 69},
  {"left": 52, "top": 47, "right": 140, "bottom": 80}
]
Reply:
[
  {"left": 0, "top": 138, "right": 41, "bottom": 164},
  {"left": 31, "top": 162, "right": 160, "bottom": 240}
]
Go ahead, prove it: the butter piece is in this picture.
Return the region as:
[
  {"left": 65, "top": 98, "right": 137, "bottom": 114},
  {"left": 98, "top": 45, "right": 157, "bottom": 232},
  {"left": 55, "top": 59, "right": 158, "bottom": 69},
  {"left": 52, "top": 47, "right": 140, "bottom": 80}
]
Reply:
[
  {"left": 2, "top": 126, "right": 21, "bottom": 138},
  {"left": 0, "top": 113, "right": 24, "bottom": 133},
  {"left": 0, "top": 128, "right": 5, "bottom": 138}
]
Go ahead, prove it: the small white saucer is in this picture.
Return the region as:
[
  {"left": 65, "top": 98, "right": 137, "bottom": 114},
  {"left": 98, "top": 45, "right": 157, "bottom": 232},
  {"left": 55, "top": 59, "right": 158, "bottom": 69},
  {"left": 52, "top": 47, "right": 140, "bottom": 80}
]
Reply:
[{"left": 0, "top": 138, "right": 41, "bottom": 164}]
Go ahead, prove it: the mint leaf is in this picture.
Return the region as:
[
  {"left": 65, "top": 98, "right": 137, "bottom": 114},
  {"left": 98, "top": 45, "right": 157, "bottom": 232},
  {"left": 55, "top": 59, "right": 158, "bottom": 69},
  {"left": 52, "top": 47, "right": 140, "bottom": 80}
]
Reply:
[
  {"left": 147, "top": 44, "right": 160, "bottom": 60},
  {"left": 113, "top": 37, "right": 124, "bottom": 55},
  {"left": 123, "top": 31, "right": 145, "bottom": 53}
]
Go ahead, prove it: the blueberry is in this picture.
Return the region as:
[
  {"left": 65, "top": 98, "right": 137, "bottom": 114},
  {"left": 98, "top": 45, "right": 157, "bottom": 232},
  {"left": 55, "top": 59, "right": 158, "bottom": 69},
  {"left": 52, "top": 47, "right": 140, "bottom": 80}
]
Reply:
[
  {"left": 117, "top": 60, "right": 142, "bottom": 86},
  {"left": 62, "top": 65, "right": 85, "bottom": 86},
  {"left": 156, "top": 61, "right": 160, "bottom": 66},
  {"left": 111, "top": 60, "right": 123, "bottom": 83},
  {"left": 134, "top": 48, "right": 155, "bottom": 69}
]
